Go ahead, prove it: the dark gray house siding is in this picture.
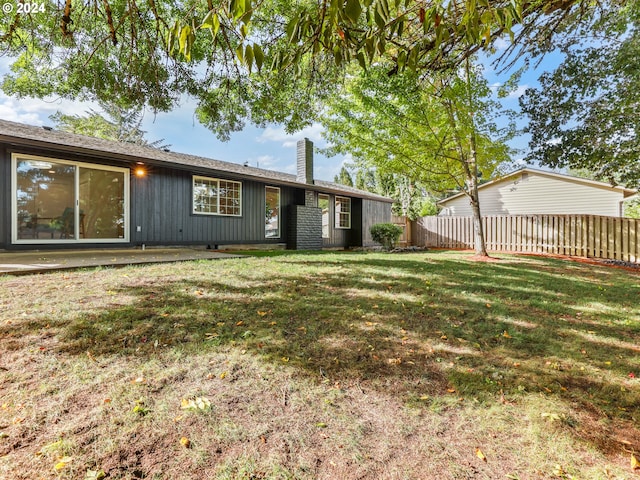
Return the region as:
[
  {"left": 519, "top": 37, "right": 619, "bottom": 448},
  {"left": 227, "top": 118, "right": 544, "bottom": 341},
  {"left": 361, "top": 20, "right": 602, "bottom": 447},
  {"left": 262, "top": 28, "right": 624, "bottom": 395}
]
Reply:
[
  {"left": 131, "top": 166, "right": 297, "bottom": 247},
  {"left": 361, "top": 198, "right": 392, "bottom": 246},
  {"left": 0, "top": 120, "right": 394, "bottom": 251}
]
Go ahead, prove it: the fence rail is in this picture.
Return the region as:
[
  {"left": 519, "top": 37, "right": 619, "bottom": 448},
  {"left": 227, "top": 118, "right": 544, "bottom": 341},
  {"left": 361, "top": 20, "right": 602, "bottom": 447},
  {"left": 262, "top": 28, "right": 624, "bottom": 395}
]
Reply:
[{"left": 412, "top": 215, "right": 640, "bottom": 263}]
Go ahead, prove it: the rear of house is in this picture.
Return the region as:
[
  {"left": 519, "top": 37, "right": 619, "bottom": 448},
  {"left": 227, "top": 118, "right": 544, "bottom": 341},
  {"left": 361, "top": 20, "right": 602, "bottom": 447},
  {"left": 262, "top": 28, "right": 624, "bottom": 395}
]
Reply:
[
  {"left": 0, "top": 120, "right": 392, "bottom": 251},
  {"left": 438, "top": 168, "right": 635, "bottom": 217}
]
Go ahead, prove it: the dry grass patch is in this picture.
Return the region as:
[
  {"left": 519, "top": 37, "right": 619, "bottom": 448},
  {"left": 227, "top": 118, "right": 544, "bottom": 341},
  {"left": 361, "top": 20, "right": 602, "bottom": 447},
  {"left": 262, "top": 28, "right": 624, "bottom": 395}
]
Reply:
[{"left": 0, "top": 251, "right": 638, "bottom": 479}]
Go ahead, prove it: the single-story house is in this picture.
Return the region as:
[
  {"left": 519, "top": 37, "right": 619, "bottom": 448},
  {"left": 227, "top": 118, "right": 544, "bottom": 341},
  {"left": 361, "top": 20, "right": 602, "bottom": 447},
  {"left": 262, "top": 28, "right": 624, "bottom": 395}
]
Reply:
[
  {"left": 0, "top": 119, "right": 393, "bottom": 251},
  {"left": 437, "top": 168, "right": 636, "bottom": 217}
]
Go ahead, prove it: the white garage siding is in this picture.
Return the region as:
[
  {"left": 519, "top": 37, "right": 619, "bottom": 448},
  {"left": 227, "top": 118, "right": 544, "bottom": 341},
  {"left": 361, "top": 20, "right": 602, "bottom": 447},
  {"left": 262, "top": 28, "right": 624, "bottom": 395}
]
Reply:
[{"left": 439, "top": 169, "right": 633, "bottom": 217}]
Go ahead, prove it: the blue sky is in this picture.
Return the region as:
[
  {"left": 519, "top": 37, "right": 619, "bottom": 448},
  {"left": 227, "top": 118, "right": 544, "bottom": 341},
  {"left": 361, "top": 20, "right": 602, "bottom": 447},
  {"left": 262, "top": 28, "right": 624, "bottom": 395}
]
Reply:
[{"left": 0, "top": 43, "right": 561, "bottom": 182}]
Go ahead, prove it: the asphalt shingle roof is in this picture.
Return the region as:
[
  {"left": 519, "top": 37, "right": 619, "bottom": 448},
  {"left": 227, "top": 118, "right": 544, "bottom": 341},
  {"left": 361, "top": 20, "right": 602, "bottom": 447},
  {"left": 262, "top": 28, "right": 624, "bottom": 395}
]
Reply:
[{"left": 0, "top": 119, "right": 393, "bottom": 203}]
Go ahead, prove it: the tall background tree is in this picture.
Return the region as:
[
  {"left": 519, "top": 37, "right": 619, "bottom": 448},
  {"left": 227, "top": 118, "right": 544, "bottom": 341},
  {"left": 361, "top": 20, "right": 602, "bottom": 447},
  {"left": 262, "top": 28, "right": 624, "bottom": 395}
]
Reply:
[
  {"left": 520, "top": 0, "right": 640, "bottom": 188},
  {"left": 50, "top": 102, "right": 169, "bottom": 148},
  {"left": 321, "top": 62, "right": 514, "bottom": 254}
]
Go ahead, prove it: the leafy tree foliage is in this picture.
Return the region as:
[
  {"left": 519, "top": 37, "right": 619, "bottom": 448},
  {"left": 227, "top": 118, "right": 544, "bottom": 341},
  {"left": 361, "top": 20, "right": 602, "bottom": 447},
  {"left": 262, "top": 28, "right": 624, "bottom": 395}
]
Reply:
[
  {"left": 520, "top": 1, "right": 640, "bottom": 188},
  {"left": 321, "top": 62, "right": 514, "bottom": 254},
  {"left": 0, "top": 0, "right": 593, "bottom": 141}
]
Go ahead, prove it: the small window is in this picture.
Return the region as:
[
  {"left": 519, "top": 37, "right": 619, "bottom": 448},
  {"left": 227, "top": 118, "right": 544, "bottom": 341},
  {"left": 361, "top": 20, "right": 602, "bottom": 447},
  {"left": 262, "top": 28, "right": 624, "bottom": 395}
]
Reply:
[
  {"left": 193, "top": 176, "right": 242, "bottom": 216},
  {"left": 265, "top": 186, "right": 280, "bottom": 238},
  {"left": 335, "top": 196, "right": 351, "bottom": 229},
  {"left": 318, "top": 194, "right": 330, "bottom": 238}
]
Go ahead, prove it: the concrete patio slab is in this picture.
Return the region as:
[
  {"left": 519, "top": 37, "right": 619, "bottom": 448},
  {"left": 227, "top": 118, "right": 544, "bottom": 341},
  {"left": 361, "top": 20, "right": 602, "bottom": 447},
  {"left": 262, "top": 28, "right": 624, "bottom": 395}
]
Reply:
[{"left": 0, "top": 248, "right": 243, "bottom": 275}]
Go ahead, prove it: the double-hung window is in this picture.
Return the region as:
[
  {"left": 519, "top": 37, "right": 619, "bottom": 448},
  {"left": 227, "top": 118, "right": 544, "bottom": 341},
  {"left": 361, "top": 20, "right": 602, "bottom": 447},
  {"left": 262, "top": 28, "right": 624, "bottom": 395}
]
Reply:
[
  {"left": 193, "top": 176, "right": 242, "bottom": 216},
  {"left": 335, "top": 196, "right": 351, "bottom": 229}
]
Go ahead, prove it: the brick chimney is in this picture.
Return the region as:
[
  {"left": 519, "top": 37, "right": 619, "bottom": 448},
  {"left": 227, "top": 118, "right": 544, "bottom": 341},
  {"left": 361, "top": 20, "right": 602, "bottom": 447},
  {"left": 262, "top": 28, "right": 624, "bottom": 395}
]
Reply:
[{"left": 296, "top": 138, "right": 314, "bottom": 184}]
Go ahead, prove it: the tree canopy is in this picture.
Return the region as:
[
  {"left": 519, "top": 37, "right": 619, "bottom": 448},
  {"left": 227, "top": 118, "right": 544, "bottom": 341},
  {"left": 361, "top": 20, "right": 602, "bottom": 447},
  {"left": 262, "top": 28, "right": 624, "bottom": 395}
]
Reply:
[
  {"left": 519, "top": 0, "right": 640, "bottom": 188},
  {"left": 321, "top": 63, "right": 513, "bottom": 191},
  {"left": 0, "top": 0, "right": 598, "bottom": 140},
  {"left": 320, "top": 61, "right": 515, "bottom": 254}
]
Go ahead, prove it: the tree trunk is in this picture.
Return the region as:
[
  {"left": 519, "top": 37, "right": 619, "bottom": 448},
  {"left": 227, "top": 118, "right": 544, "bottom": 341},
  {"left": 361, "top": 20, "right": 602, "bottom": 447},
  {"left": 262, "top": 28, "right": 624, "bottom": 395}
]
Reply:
[
  {"left": 466, "top": 165, "right": 488, "bottom": 256},
  {"left": 464, "top": 58, "right": 489, "bottom": 257}
]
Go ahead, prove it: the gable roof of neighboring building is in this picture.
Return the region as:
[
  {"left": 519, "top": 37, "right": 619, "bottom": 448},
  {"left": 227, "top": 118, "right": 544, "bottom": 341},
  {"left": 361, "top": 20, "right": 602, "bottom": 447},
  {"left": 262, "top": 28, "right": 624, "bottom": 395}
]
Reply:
[
  {"left": 437, "top": 167, "right": 637, "bottom": 205},
  {"left": 0, "top": 119, "right": 393, "bottom": 203}
]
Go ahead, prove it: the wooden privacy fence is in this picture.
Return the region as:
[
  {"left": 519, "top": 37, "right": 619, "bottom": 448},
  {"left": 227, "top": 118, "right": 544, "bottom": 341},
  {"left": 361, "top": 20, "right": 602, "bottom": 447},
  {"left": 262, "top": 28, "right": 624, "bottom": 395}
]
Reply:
[{"left": 413, "top": 215, "right": 640, "bottom": 262}]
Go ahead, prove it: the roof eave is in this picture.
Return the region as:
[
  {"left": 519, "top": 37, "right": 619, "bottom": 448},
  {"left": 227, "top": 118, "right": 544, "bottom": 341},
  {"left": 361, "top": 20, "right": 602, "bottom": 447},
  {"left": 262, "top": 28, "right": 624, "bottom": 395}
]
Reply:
[{"left": 1, "top": 132, "right": 393, "bottom": 202}]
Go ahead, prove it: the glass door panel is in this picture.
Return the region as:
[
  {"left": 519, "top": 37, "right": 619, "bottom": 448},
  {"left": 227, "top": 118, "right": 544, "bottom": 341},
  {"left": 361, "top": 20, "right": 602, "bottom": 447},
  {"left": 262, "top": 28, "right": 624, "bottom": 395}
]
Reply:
[
  {"left": 16, "top": 160, "right": 75, "bottom": 240},
  {"left": 79, "top": 167, "right": 126, "bottom": 239}
]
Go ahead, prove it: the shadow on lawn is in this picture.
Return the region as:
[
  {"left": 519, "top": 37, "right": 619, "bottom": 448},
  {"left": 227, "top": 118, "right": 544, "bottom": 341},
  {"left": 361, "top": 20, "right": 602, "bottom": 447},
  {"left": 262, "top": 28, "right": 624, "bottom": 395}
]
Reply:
[{"left": 8, "top": 252, "right": 640, "bottom": 450}]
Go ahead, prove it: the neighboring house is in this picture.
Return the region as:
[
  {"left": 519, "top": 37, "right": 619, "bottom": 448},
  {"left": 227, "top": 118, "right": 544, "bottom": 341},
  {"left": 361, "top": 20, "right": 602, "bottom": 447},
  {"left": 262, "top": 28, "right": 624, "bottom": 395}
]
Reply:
[
  {"left": 437, "top": 168, "right": 636, "bottom": 217},
  {"left": 0, "top": 119, "right": 392, "bottom": 251}
]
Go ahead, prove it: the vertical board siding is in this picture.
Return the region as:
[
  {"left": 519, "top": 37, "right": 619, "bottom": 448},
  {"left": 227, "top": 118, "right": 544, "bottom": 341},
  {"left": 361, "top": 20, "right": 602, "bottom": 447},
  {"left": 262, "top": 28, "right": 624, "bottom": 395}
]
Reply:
[
  {"left": 131, "top": 167, "right": 296, "bottom": 246},
  {"left": 0, "top": 146, "right": 8, "bottom": 247},
  {"left": 412, "top": 214, "right": 640, "bottom": 263}
]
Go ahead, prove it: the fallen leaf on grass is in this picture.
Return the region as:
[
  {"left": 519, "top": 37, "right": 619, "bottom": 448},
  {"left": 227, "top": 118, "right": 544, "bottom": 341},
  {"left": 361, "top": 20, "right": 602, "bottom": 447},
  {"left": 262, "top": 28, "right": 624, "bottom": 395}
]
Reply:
[
  {"left": 39, "top": 439, "right": 65, "bottom": 454},
  {"left": 631, "top": 454, "right": 640, "bottom": 470},
  {"left": 84, "top": 469, "right": 106, "bottom": 480},
  {"left": 54, "top": 456, "right": 73, "bottom": 471},
  {"left": 553, "top": 464, "right": 566, "bottom": 476},
  {"left": 502, "top": 331, "right": 511, "bottom": 338},
  {"left": 475, "top": 448, "right": 487, "bottom": 462},
  {"left": 257, "top": 311, "right": 268, "bottom": 316},
  {"left": 181, "top": 397, "right": 211, "bottom": 411},
  {"left": 180, "top": 437, "right": 191, "bottom": 448},
  {"left": 316, "top": 422, "right": 328, "bottom": 428}
]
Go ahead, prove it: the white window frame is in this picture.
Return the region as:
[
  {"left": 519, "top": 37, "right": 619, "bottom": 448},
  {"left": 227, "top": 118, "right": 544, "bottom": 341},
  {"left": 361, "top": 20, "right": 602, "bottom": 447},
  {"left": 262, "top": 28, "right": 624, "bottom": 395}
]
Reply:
[
  {"left": 192, "top": 175, "right": 242, "bottom": 217},
  {"left": 265, "top": 186, "right": 281, "bottom": 239},
  {"left": 335, "top": 196, "right": 351, "bottom": 229},
  {"left": 318, "top": 193, "right": 330, "bottom": 238},
  {"left": 11, "top": 153, "right": 130, "bottom": 245}
]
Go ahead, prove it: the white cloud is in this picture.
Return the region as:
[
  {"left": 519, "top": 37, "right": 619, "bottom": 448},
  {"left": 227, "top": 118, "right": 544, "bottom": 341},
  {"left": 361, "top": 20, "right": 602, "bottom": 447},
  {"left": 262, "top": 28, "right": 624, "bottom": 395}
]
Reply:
[
  {"left": 246, "top": 154, "right": 277, "bottom": 169},
  {"left": 257, "top": 123, "right": 325, "bottom": 148},
  {"left": 0, "top": 91, "right": 97, "bottom": 126},
  {"left": 493, "top": 37, "right": 510, "bottom": 51},
  {"left": 505, "top": 84, "right": 529, "bottom": 99}
]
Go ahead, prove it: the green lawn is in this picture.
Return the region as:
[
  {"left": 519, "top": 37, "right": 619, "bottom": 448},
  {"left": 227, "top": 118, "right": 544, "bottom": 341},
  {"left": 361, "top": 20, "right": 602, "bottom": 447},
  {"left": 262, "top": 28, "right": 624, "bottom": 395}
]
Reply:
[{"left": 0, "top": 250, "right": 638, "bottom": 479}]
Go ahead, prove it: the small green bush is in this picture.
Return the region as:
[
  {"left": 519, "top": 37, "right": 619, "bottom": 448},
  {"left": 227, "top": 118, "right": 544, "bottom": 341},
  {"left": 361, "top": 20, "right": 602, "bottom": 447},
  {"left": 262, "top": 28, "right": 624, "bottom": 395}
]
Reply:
[{"left": 370, "top": 223, "right": 404, "bottom": 250}]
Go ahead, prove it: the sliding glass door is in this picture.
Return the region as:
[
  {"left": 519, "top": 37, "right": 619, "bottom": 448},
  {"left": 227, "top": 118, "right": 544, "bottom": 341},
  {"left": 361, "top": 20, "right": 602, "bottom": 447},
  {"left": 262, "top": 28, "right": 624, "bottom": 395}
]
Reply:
[{"left": 12, "top": 154, "right": 129, "bottom": 243}]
